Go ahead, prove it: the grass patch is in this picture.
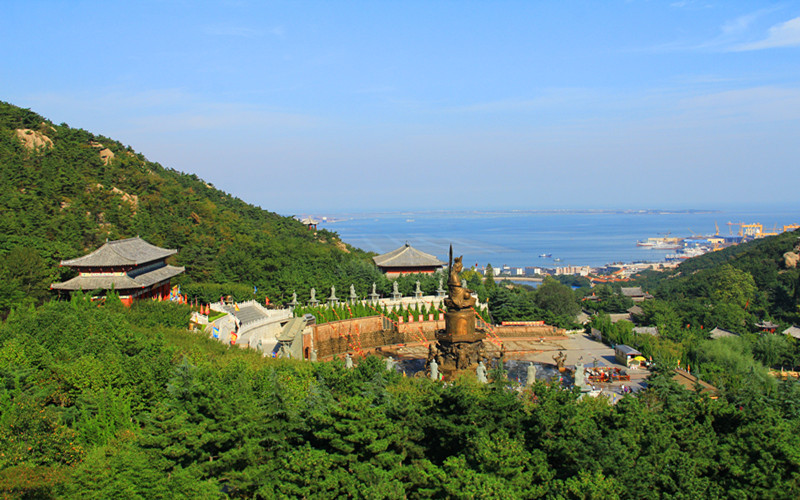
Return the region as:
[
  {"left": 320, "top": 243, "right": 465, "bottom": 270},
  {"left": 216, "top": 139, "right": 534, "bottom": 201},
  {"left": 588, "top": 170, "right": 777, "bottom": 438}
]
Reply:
[{"left": 208, "top": 311, "right": 227, "bottom": 322}]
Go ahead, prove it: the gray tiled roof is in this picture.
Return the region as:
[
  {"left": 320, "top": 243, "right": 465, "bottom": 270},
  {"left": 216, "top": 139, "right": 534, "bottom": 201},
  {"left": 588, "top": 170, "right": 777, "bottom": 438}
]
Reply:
[
  {"left": 710, "top": 327, "right": 738, "bottom": 339},
  {"left": 621, "top": 287, "right": 645, "bottom": 297},
  {"left": 783, "top": 326, "right": 800, "bottom": 339},
  {"left": 373, "top": 243, "right": 445, "bottom": 268},
  {"left": 51, "top": 265, "right": 184, "bottom": 291},
  {"left": 615, "top": 345, "right": 641, "bottom": 356},
  {"left": 61, "top": 237, "right": 177, "bottom": 267}
]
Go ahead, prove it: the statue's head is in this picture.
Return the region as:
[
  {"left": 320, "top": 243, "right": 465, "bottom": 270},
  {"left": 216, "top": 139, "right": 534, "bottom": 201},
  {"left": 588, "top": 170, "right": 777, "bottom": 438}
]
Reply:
[{"left": 452, "top": 255, "right": 464, "bottom": 273}]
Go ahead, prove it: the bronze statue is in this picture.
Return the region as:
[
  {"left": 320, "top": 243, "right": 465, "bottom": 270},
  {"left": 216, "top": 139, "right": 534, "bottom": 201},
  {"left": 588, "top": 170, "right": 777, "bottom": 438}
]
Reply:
[
  {"left": 444, "top": 255, "right": 476, "bottom": 310},
  {"left": 432, "top": 245, "right": 488, "bottom": 379}
]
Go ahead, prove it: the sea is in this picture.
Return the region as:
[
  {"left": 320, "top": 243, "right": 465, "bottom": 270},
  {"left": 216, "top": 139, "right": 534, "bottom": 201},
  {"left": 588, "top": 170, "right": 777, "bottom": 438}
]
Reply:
[{"left": 315, "top": 207, "right": 800, "bottom": 269}]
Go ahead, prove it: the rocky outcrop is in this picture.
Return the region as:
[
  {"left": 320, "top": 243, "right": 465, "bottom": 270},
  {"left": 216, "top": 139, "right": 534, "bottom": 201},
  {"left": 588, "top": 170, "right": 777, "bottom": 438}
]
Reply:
[{"left": 15, "top": 128, "right": 53, "bottom": 150}]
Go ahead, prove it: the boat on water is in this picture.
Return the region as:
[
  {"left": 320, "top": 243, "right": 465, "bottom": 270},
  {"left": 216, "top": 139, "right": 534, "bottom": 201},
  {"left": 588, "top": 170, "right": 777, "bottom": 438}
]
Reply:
[
  {"left": 539, "top": 253, "right": 552, "bottom": 258},
  {"left": 637, "top": 235, "right": 684, "bottom": 249},
  {"left": 649, "top": 241, "right": 682, "bottom": 250}
]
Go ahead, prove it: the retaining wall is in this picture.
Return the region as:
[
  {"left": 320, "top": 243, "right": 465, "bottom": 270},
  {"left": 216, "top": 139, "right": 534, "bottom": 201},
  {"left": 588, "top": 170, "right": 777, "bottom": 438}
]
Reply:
[{"left": 307, "top": 314, "right": 565, "bottom": 359}]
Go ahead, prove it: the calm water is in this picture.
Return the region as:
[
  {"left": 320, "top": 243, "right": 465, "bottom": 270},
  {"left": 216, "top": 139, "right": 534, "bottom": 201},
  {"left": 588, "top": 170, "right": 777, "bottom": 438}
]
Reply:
[{"left": 319, "top": 208, "right": 799, "bottom": 269}]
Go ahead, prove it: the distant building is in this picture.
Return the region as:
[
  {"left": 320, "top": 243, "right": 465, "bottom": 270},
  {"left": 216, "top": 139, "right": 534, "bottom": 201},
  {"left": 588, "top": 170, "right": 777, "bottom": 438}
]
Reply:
[
  {"left": 620, "top": 287, "right": 653, "bottom": 302},
  {"left": 633, "top": 326, "right": 659, "bottom": 337},
  {"left": 756, "top": 320, "right": 779, "bottom": 333},
  {"left": 555, "top": 265, "right": 590, "bottom": 276},
  {"left": 783, "top": 325, "right": 800, "bottom": 340},
  {"left": 614, "top": 345, "right": 642, "bottom": 366},
  {"left": 295, "top": 216, "right": 318, "bottom": 230},
  {"left": 709, "top": 327, "right": 738, "bottom": 339},
  {"left": 51, "top": 237, "right": 184, "bottom": 306},
  {"left": 373, "top": 243, "right": 445, "bottom": 278}
]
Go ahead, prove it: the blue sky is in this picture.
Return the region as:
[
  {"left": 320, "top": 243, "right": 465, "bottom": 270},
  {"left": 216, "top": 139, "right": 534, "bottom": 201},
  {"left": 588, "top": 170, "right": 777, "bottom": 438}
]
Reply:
[{"left": 2, "top": 1, "right": 799, "bottom": 214}]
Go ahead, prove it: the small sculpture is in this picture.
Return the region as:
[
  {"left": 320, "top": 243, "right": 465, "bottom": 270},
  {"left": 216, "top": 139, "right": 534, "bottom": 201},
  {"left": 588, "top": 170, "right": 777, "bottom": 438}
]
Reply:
[
  {"left": 350, "top": 284, "right": 357, "bottom": 300},
  {"left": 415, "top": 281, "right": 421, "bottom": 293},
  {"left": 345, "top": 353, "right": 354, "bottom": 369},
  {"left": 526, "top": 363, "right": 537, "bottom": 386},
  {"left": 553, "top": 351, "right": 567, "bottom": 372},
  {"left": 393, "top": 281, "right": 399, "bottom": 294},
  {"left": 476, "top": 361, "right": 488, "bottom": 383},
  {"left": 310, "top": 288, "right": 316, "bottom": 301},
  {"left": 310, "top": 349, "right": 318, "bottom": 362},
  {"left": 457, "top": 349, "right": 469, "bottom": 370},
  {"left": 385, "top": 356, "right": 396, "bottom": 371},
  {"left": 372, "top": 283, "right": 377, "bottom": 294},
  {"left": 437, "top": 278, "right": 446, "bottom": 298},
  {"left": 574, "top": 359, "right": 586, "bottom": 390},
  {"left": 429, "top": 358, "right": 439, "bottom": 381}
]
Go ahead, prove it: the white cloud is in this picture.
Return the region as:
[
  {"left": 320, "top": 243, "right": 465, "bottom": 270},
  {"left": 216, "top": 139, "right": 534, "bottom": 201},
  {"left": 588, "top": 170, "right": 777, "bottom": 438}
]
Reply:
[
  {"left": 721, "top": 12, "right": 762, "bottom": 35},
  {"left": 733, "top": 16, "right": 800, "bottom": 51}
]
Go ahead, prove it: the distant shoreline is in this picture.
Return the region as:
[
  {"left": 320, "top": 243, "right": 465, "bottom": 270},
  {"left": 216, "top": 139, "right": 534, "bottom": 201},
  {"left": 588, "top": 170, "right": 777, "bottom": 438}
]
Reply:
[{"left": 304, "top": 208, "right": 722, "bottom": 222}]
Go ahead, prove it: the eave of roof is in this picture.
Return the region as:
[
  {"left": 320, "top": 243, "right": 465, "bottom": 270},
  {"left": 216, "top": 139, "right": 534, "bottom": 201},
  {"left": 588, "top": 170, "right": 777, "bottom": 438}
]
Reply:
[
  {"left": 61, "top": 237, "right": 177, "bottom": 267},
  {"left": 51, "top": 265, "right": 184, "bottom": 291}
]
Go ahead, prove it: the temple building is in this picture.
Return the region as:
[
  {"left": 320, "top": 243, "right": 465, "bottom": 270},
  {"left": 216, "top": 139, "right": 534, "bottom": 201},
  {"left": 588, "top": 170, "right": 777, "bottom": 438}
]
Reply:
[
  {"left": 51, "top": 237, "right": 184, "bottom": 306},
  {"left": 373, "top": 243, "right": 445, "bottom": 278}
]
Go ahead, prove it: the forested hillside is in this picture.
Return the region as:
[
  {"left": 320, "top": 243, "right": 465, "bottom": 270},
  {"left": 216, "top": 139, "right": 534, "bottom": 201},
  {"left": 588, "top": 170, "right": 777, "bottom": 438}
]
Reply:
[
  {"left": 3, "top": 299, "right": 800, "bottom": 498},
  {"left": 0, "top": 101, "right": 387, "bottom": 314},
  {"left": 635, "top": 229, "right": 800, "bottom": 329}
]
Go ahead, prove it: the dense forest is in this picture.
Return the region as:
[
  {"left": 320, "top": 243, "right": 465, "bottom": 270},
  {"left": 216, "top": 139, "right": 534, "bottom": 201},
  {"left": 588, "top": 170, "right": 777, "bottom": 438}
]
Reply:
[{"left": 2, "top": 298, "right": 800, "bottom": 498}]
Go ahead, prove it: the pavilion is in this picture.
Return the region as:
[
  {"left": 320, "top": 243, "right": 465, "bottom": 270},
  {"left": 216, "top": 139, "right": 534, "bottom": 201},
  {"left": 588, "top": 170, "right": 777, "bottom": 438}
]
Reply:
[
  {"left": 373, "top": 243, "right": 445, "bottom": 278},
  {"left": 51, "top": 237, "right": 184, "bottom": 306}
]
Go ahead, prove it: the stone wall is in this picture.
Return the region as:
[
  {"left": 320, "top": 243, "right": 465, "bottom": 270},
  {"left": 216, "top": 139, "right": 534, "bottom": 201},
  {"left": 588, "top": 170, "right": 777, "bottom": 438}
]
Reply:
[
  {"left": 493, "top": 324, "right": 566, "bottom": 337},
  {"left": 308, "top": 314, "right": 565, "bottom": 359},
  {"left": 312, "top": 316, "right": 407, "bottom": 358}
]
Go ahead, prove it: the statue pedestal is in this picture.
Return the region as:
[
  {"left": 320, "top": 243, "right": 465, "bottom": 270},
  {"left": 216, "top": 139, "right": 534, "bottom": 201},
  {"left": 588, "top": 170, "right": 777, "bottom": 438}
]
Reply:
[
  {"left": 434, "top": 308, "right": 487, "bottom": 376},
  {"left": 438, "top": 310, "right": 484, "bottom": 343}
]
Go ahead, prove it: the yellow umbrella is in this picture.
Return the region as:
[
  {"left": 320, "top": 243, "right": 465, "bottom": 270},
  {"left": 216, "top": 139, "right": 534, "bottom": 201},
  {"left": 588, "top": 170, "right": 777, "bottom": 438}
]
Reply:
[{"left": 633, "top": 356, "right": 647, "bottom": 362}]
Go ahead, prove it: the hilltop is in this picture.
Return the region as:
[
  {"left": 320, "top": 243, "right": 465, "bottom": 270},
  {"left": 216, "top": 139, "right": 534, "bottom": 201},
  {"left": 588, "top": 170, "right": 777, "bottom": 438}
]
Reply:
[
  {"left": 633, "top": 229, "right": 800, "bottom": 327},
  {"left": 0, "top": 101, "right": 385, "bottom": 313}
]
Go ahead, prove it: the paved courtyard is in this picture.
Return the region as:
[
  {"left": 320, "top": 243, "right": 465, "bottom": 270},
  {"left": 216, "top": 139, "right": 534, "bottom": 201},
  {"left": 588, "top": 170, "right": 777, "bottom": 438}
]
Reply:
[{"left": 393, "top": 331, "right": 650, "bottom": 400}]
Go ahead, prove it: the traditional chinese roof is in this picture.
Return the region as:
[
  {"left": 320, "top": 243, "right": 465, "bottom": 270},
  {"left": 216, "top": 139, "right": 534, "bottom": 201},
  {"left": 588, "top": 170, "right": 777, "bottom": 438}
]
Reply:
[
  {"left": 783, "top": 325, "right": 800, "bottom": 339},
  {"left": 633, "top": 326, "right": 659, "bottom": 337},
  {"left": 709, "top": 327, "right": 738, "bottom": 339},
  {"left": 627, "top": 305, "right": 644, "bottom": 316},
  {"left": 621, "top": 287, "right": 645, "bottom": 297},
  {"left": 61, "top": 237, "right": 177, "bottom": 268},
  {"left": 51, "top": 265, "right": 184, "bottom": 291},
  {"left": 373, "top": 243, "right": 445, "bottom": 269}
]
